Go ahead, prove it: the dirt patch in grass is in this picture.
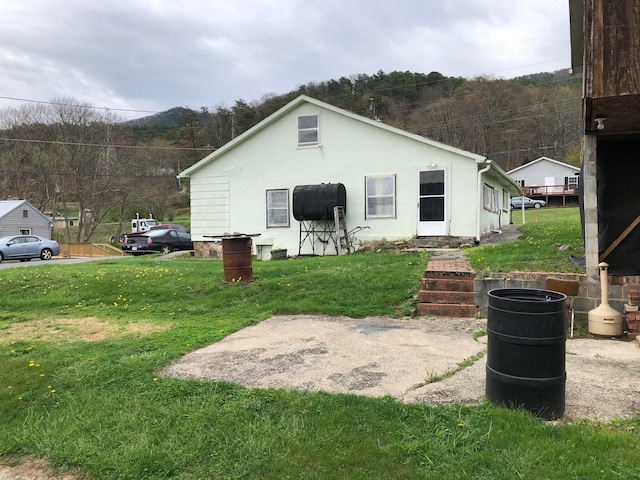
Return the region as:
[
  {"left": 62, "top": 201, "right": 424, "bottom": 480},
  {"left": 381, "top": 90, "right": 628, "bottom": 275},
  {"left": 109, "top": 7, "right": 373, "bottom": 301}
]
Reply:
[
  {"left": 0, "top": 317, "right": 170, "bottom": 344},
  {"left": 0, "top": 458, "right": 85, "bottom": 479}
]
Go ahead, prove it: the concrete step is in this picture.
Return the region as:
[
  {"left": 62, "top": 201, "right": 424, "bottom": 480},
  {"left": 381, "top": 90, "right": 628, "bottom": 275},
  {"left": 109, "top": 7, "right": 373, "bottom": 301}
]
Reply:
[{"left": 416, "top": 302, "right": 477, "bottom": 317}]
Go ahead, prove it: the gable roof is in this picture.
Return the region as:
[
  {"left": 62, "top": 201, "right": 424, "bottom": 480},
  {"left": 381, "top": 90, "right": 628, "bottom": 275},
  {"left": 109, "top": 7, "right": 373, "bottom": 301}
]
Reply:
[
  {"left": 0, "top": 200, "right": 53, "bottom": 224},
  {"left": 507, "top": 156, "right": 581, "bottom": 175},
  {"left": 179, "top": 95, "right": 490, "bottom": 178}
]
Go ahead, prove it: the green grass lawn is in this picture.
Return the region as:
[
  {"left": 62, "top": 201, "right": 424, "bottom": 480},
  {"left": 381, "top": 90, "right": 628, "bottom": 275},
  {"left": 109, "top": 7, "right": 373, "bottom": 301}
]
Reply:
[
  {"left": 467, "top": 207, "right": 585, "bottom": 275},
  {"left": 1, "top": 220, "right": 639, "bottom": 479}
]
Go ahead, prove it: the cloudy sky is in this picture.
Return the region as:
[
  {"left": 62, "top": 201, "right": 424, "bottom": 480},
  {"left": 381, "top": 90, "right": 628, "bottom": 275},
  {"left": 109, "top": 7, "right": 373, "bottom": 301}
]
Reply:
[{"left": 0, "top": 1, "right": 571, "bottom": 120}]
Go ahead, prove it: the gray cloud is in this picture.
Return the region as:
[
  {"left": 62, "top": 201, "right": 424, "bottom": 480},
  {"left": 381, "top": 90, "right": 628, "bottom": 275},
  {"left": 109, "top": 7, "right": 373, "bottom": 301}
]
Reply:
[{"left": 0, "top": 0, "right": 571, "bottom": 119}]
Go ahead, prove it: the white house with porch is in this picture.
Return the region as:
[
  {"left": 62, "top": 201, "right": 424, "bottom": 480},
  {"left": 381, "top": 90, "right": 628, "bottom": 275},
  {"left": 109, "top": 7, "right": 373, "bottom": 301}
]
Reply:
[
  {"left": 178, "top": 95, "right": 521, "bottom": 258},
  {"left": 507, "top": 157, "right": 581, "bottom": 195}
]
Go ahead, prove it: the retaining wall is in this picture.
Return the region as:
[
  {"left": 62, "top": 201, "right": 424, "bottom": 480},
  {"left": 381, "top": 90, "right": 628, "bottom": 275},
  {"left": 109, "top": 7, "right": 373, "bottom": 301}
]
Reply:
[{"left": 474, "top": 272, "right": 636, "bottom": 327}]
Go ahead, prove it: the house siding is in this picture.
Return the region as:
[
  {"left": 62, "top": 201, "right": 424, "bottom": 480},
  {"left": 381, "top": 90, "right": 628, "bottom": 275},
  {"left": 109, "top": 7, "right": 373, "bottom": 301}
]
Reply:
[
  {"left": 190, "top": 174, "right": 230, "bottom": 235},
  {"left": 0, "top": 201, "right": 52, "bottom": 238}
]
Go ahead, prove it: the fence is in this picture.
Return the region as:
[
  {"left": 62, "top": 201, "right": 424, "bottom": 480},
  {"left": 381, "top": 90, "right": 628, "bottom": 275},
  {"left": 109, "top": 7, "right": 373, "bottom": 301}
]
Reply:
[{"left": 59, "top": 243, "right": 123, "bottom": 258}]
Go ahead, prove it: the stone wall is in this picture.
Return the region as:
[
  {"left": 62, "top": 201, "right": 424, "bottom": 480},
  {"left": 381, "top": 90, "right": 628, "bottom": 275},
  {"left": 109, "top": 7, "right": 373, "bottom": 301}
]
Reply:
[{"left": 193, "top": 241, "right": 222, "bottom": 259}]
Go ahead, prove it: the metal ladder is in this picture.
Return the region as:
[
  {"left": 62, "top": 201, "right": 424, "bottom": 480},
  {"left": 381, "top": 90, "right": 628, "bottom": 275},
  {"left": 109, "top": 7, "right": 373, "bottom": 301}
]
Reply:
[{"left": 333, "top": 206, "right": 351, "bottom": 255}]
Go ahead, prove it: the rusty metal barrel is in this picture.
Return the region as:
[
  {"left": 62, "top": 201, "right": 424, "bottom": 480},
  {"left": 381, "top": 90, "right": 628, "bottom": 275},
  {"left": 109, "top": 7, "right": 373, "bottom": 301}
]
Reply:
[
  {"left": 486, "top": 288, "right": 567, "bottom": 420},
  {"left": 222, "top": 236, "right": 254, "bottom": 283}
]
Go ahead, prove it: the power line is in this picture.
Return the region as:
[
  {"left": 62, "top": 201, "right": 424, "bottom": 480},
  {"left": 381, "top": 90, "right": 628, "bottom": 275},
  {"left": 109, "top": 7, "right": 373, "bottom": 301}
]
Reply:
[
  {"left": 0, "top": 96, "right": 161, "bottom": 115},
  {"left": 0, "top": 137, "right": 215, "bottom": 152},
  {"left": 0, "top": 169, "right": 178, "bottom": 179}
]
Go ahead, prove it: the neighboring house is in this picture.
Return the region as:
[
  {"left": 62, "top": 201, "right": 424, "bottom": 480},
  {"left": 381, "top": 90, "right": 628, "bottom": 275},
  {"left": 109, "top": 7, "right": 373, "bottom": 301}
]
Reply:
[
  {"left": 0, "top": 200, "right": 54, "bottom": 238},
  {"left": 178, "top": 95, "right": 521, "bottom": 257},
  {"left": 507, "top": 157, "right": 580, "bottom": 193},
  {"left": 570, "top": 0, "right": 640, "bottom": 277},
  {"left": 507, "top": 157, "right": 581, "bottom": 207},
  {"left": 51, "top": 213, "right": 80, "bottom": 230}
]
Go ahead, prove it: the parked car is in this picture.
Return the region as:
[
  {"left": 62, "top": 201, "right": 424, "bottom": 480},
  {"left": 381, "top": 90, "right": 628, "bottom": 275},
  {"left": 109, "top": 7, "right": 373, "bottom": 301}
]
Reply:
[
  {"left": 0, "top": 235, "right": 59, "bottom": 263},
  {"left": 510, "top": 196, "right": 546, "bottom": 209},
  {"left": 122, "top": 229, "right": 193, "bottom": 255},
  {"left": 149, "top": 224, "right": 189, "bottom": 232}
]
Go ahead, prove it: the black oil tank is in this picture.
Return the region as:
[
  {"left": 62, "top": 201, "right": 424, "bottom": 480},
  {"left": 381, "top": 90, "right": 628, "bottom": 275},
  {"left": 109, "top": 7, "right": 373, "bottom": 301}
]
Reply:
[{"left": 292, "top": 183, "right": 346, "bottom": 221}]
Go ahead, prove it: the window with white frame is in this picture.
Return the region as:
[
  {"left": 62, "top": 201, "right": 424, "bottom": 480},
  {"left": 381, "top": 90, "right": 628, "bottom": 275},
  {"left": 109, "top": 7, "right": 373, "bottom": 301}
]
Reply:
[
  {"left": 297, "top": 114, "right": 319, "bottom": 145},
  {"left": 365, "top": 174, "right": 396, "bottom": 218},
  {"left": 266, "top": 189, "right": 290, "bottom": 227},
  {"left": 483, "top": 184, "right": 498, "bottom": 212},
  {"left": 502, "top": 189, "right": 509, "bottom": 211},
  {"left": 566, "top": 176, "right": 579, "bottom": 187}
]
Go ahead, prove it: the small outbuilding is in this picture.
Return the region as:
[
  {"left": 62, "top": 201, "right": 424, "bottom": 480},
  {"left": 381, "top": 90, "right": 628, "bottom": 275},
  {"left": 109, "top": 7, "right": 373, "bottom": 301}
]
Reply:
[
  {"left": 179, "top": 95, "right": 521, "bottom": 257},
  {"left": 0, "top": 200, "right": 54, "bottom": 239}
]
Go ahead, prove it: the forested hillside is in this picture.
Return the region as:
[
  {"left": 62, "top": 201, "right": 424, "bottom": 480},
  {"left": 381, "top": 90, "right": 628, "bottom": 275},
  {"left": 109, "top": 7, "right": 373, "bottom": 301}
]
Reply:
[
  {"left": 0, "top": 69, "right": 582, "bottom": 242},
  {"left": 129, "top": 69, "right": 582, "bottom": 172}
]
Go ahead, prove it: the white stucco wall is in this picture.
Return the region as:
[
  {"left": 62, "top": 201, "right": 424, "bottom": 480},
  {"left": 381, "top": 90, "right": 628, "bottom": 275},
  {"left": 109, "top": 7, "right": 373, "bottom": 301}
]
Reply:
[{"left": 186, "top": 100, "right": 515, "bottom": 255}]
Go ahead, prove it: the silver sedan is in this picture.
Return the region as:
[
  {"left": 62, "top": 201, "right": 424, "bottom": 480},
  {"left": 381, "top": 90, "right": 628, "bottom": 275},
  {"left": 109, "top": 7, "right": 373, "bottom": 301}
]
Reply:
[
  {"left": 0, "top": 235, "right": 60, "bottom": 263},
  {"left": 510, "top": 196, "right": 546, "bottom": 209}
]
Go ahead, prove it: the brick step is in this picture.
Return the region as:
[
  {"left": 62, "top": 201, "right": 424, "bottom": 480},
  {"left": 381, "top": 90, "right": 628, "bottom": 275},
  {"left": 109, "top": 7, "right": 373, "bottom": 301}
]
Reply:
[
  {"left": 416, "top": 302, "right": 477, "bottom": 318},
  {"left": 417, "top": 290, "right": 475, "bottom": 304},
  {"left": 420, "top": 277, "right": 475, "bottom": 293},
  {"left": 423, "top": 269, "right": 475, "bottom": 280}
]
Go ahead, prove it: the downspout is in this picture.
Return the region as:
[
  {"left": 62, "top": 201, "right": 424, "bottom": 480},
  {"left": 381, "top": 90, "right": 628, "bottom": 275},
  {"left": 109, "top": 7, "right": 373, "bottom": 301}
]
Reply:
[{"left": 476, "top": 159, "right": 492, "bottom": 244}]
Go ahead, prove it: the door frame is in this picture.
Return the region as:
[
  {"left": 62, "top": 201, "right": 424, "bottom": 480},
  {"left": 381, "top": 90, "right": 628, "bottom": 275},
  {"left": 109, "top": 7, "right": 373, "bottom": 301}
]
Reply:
[{"left": 417, "top": 168, "right": 448, "bottom": 236}]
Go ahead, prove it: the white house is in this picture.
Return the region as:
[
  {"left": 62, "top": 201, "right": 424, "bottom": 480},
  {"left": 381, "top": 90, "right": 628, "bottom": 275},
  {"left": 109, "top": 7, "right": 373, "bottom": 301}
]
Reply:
[
  {"left": 179, "top": 95, "right": 521, "bottom": 257},
  {"left": 507, "top": 157, "right": 581, "bottom": 194},
  {"left": 0, "top": 200, "right": 54, "bottom": 238}
]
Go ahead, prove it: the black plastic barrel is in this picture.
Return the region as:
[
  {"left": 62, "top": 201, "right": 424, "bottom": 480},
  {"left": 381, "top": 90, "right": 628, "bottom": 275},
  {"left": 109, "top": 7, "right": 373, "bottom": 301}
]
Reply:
[
  {"left": 292, "top": 183, "right": 346, "bottom": 221},
  {"left": 486, "top": 288, "right": 567, "bottom": 420}
]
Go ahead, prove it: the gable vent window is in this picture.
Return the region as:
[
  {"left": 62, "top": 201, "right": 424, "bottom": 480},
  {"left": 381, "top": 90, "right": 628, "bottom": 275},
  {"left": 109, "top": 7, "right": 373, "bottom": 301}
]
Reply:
[
  {"left": 297, "top": 114, "right": 319, "bottom": 145},
  {"left": 22, "top": 209, "right": 28, "bottom": 218}
]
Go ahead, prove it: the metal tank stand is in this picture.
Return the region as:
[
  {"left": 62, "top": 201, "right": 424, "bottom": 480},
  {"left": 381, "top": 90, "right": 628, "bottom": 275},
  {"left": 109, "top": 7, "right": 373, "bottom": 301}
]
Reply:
[{"left": 298, "top": 216, "right": 339, "bottom": 256}]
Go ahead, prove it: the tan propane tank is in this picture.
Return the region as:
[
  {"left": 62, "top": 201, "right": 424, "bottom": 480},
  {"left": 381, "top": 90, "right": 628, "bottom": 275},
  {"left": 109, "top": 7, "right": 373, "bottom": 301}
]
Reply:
[{"left": 588, "top": 262, "right": 623, "bottom": 336}]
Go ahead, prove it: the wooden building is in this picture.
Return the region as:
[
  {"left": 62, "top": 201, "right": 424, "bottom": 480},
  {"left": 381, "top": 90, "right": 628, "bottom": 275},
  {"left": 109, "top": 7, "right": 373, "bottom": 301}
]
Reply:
[{"left": 570, "top": 0, "right": 640, "bottom": 277}]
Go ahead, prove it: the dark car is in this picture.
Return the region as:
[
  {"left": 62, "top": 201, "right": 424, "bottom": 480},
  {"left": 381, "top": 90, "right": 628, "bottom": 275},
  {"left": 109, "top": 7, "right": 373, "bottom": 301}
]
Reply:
[
  {"left": 0, "top": 235, "right": 59, "bottom": 263},
  {"left": 149, "top": 224, "right": 189, "bottom": 232},
  {"left": 510, "top": 196, "right": 546, "bottom": 209},
  {"left": 122, "top": 229, "right": 193, "bottom": 255}
]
